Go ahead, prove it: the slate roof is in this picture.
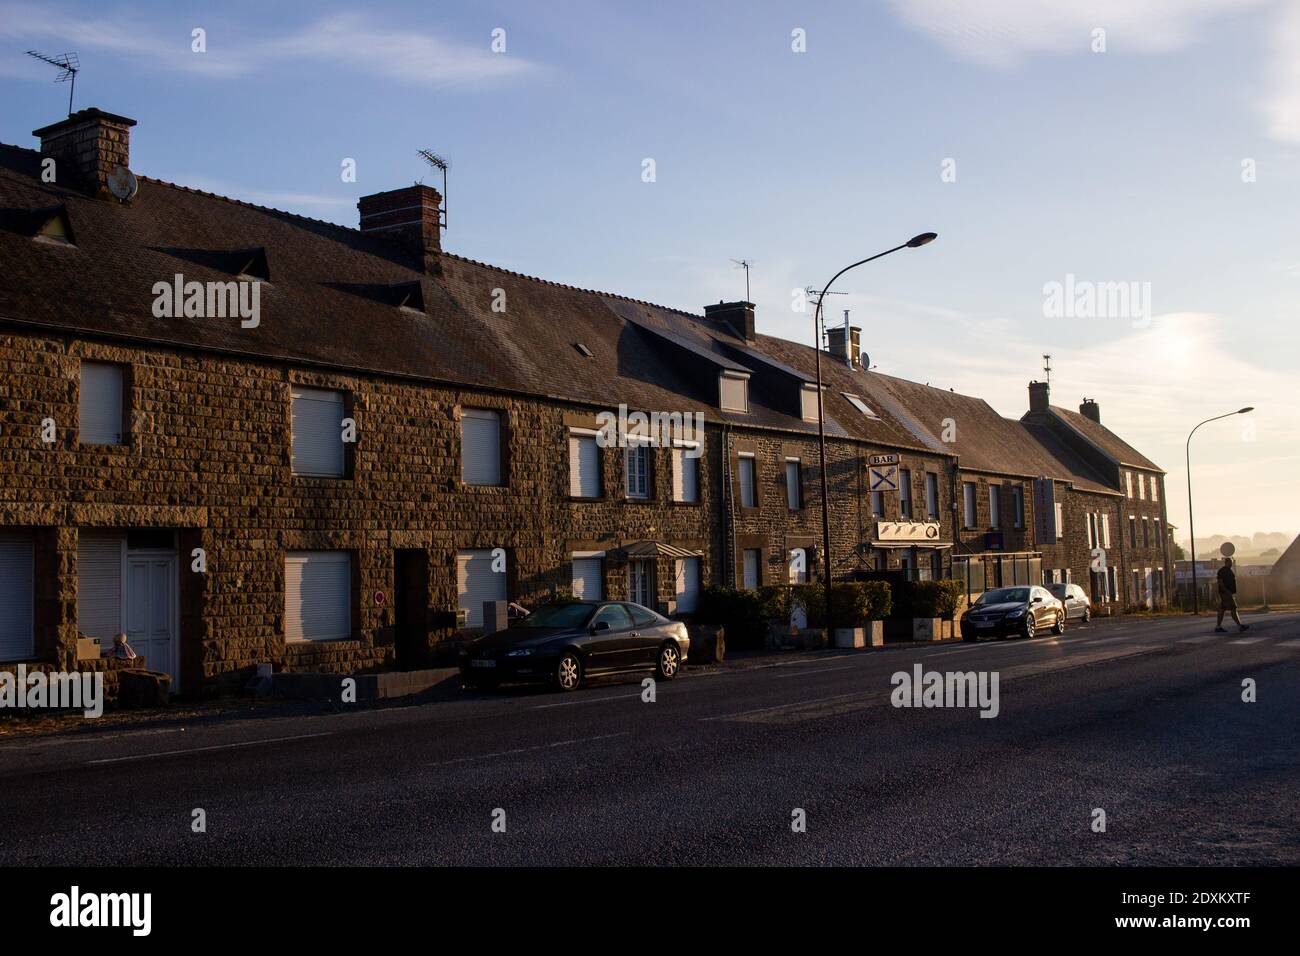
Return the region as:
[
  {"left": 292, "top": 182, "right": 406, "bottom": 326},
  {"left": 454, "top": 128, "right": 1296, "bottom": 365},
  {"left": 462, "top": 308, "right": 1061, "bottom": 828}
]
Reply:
[{"left": 1044, "top": 405, "right": 1164, "bottom": 473}]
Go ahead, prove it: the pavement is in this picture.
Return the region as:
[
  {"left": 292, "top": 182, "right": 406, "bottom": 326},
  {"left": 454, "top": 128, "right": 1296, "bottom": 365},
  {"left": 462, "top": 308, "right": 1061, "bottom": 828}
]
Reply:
[{"left": 1, "top": 610, "right": 1297, "bottom": 865}]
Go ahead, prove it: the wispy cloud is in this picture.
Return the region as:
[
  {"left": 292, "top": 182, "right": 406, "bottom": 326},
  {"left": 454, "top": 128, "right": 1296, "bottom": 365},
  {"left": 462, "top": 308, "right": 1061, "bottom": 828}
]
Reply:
[
  {"left": 1263, "top": 0, "right": 1300, "bottom": 142},
  {"left": 0, "top": 4, "right": 535, "bottom": 86},
  {"left": 179, "top": 176, "right": 354, "bottom": 216}
]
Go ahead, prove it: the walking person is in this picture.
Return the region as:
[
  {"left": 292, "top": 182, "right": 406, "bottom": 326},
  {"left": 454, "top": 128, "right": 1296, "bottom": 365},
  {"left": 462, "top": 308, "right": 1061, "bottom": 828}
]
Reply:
[{"left": 1214, "top": 557, "right": 1248, "bottom": 633}]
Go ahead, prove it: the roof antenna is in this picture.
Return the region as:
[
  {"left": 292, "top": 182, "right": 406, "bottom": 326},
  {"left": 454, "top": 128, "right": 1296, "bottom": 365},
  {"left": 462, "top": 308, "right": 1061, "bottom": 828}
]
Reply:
[
  {"left": 1042, "top": 353, "right": 1052, "bottom": 384},
  {"left": 26, "top": 51, "right": 80, "bottom": 116},
  {"left": 803, "top": 286, "right": 849, "bottom": 348},
  {"left": 416, "top": 149, "right": 450, "bottom": 231},
  {"left": 730, "top": 259, "right": 753, "bottom": 301}
]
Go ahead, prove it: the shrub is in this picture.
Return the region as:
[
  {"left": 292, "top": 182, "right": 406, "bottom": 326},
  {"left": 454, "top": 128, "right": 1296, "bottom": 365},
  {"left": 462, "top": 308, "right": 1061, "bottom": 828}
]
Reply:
[
  {"left": 862, "top": 580, "right": 892, "bottom": 619},
  {"left": 794, "top": 581, "right": 891, "bottom": 629},
  {"left": 695, "top": 585, "right": 766, "bottom": 649},
  {"left": 911, "top": 579, "right": 965, "bottom": 618},
  {"left": 755, "top": 584, "right": 792, "bottom": 624}
]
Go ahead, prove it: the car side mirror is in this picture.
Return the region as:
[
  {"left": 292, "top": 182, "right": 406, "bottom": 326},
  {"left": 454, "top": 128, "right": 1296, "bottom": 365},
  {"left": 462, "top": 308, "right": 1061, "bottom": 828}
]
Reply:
[
  {"left": 591, "top": 621, "right": 610, "bottom": 633},
  {"left": 1031, "top": 596, "right": 1042, "bottom": 603}
]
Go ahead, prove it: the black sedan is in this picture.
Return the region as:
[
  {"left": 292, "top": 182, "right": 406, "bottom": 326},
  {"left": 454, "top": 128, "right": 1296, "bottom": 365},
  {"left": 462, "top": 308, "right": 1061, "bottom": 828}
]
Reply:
[
  {"left": 960, "top": 585, "right": 1065, "bottom": 641},
  {"left": 459, "top": 600, "right": 690, "bottom": 692}
]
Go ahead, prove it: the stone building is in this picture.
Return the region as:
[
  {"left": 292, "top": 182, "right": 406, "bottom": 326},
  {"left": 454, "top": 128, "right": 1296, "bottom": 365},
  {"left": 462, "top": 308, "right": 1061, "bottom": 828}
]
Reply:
[{"left": 0, "top": 106, "right": 1170, "bottom": 694}]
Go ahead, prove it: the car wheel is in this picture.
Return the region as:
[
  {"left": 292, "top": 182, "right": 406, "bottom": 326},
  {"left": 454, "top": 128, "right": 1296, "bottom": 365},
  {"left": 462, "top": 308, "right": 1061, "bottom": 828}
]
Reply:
[
  {"left": 1052, "top": 611, "right": 1065, "bottom": 635},
  {"left": 1021, "top": 615, "right": 1035, "bottom": 639},
  {"left": 555, "top": 652, "right": 583, "bottom": 692},
  {"left": 656, "top": 642, "right": 681, "bottom": 681}
]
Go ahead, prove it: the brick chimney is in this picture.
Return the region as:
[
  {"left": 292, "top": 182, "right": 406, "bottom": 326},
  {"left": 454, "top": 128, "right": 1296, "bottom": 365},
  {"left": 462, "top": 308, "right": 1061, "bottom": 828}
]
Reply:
[
  {"left": 1028, "top": 379, "right": 1050, "bottom": 414},
  {"left": 358, "top": 185, "right": 443, "bottom": 274},
  {"left": 704, "top": 301, "right": 755, "bottom": 342},
  {"left": 1080, "top": 398, "right": 1101, "bottom": 423},
  {"left": 827, "top": 325, "right": 863, "bottom": 368},
  {"left": 32, "top": 108, "right": 137, "bottom": 200}
]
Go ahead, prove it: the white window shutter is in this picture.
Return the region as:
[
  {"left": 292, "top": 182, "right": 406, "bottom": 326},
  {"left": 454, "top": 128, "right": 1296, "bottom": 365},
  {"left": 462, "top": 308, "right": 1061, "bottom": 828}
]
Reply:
[
  {"left": 80, "top": 362, "right": 124, "bottom": 444},
  {"left": 785, "top": 460, "right": 800, "bottom": 509},
  {"left": 739, "top": 457, "right": 756, "bottom": 508},
  {"left": 572, "top": 557, "right": 602, "bottom": 600},
  {"left": 0, "top": 534, "right": 34, "bottom": 660},
  {"left": 569, "top": 434, "right": 600, "bottom": 498},
  {"left": 291, "top": 388, "right": 346, "bottom": 477},
  {"left": 742, "top": 549, "right": 759, "bottom": 589},
  {"left": 1102, "top": 513, "right": 1111, "bottom": 547},
  {"left": 674, "top": 557, "right": 700, "bottom": 612},
  {"left": 78, "top": 533, "right": 124, "bottom": 641},
  {"left": 285, "top": 551, "right": 351, "bottom": 640},
  {"left": 461, "top": 409, "right": 501, "bottom": 485},
  {"left": 457, "top": 549, "right": 506, "bottom": 628},
  {"left": 719, "top": 374, "right": 748, "bottom": 412}
]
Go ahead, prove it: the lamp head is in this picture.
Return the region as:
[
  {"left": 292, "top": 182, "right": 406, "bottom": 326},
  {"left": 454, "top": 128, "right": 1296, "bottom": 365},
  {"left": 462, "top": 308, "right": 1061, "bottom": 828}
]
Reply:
[
  {"left": 1238, "top": 406, "right": 1254, "bottom": 414},
  {"left": 906, "top": 232, "right": 938, "bottom": 248}
]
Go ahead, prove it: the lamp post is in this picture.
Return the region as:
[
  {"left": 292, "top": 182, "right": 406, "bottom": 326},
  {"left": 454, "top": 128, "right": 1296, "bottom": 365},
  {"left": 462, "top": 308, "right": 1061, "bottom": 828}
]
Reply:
[
  {"left": 813, "top": 233, "right": 937, "bottom": 631},
  {"left": 1185, "top": 406, "right": 1253, "bottom": 613}
]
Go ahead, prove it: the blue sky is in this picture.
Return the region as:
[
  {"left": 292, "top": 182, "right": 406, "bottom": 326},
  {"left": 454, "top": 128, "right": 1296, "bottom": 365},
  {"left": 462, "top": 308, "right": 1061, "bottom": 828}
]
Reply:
[{"left": 3, "top": 0, "right": 1297, "bottom": 544}]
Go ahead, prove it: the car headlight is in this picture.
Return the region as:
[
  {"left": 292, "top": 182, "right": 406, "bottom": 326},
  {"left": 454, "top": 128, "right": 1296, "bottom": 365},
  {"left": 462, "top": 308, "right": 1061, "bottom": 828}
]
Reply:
[
  {"left": 506, "top": 648, "right": 533, "bottom": 657},
  {"left": 1005, "top": 607, "right": 1026, "bottom": 618}
]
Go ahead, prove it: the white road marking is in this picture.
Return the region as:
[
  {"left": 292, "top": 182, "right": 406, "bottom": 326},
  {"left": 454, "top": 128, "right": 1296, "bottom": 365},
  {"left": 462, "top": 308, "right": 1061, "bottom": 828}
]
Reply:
[
  {"left": 1179, "top": 636, "right": 1219, "bottom": 643},
  {"left": 700, "top": 690, "right": 864, "bottom": 722},
  {"left": 427, "top": 732, "right": 630, "bottom": 767},
  {"left": 529, "top": 691, "right": 641, "bottom": 710},
  {"left": 1229, "top": 637, "right": 1267, "bottom": 645},
  {"left": 1278, "top": 639, "right": 1300, "bottom": 648},
  {"left": 85, "top": 731, "right": 335, "bottom": 765},
  {"left": 774, "top": 665, "right": 857, "bottom": 678}
]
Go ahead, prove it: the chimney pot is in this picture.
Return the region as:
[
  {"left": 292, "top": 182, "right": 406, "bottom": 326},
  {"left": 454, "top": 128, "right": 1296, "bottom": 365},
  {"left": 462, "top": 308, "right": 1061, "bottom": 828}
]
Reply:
[
  {"left": 1028, "top": 379, "right": 1050, "bottom": 414},
  {"left": 1080, "top": 398, "right": 1100, "bottom": 422},
  {"left": 358, "top": 185, "right": 443, "bottom": 275},
  {"left": 32, "top": 108, "right": 137, "bottom": 200}
]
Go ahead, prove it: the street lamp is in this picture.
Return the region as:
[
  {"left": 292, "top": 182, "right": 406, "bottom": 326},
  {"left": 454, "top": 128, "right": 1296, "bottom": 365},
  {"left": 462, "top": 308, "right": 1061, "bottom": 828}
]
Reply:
[
  {"left": 812, "top": 233, "right": 937, "bottom": 631},
  {"left": 1186, "top": 406, "right": 1253, "bottom": 613}
]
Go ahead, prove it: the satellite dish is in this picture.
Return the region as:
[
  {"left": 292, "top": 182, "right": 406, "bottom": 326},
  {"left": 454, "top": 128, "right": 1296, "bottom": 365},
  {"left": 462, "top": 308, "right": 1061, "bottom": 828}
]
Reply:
[{"left": 107, "top": 165, "right": 138, "bottom": 201}]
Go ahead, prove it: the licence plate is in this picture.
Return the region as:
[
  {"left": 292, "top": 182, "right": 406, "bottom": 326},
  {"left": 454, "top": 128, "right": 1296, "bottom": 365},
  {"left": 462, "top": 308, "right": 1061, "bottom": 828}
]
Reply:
[
  {"left": 471, "top": 659, "right": 496, "bottom": 669},
  {"left": 975, "top": 622, "right": 994, "bottom": 629}
]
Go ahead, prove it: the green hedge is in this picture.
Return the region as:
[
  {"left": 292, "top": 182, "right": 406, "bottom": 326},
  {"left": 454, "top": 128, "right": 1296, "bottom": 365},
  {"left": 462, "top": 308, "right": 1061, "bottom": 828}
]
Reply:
[
  {"left": 695, "top": 585, "right": 767, "bottom": 649},
  {"left": 793, "top": 580, "right": 892, "bottom": 629},
  {"left": 910, "top": 579, "right": 965, "bottom": 618}
]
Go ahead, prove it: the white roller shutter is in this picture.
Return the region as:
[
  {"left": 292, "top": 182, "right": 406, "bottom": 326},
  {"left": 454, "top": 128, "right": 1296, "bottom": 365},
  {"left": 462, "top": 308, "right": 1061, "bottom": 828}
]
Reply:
[
  {"left": 742, "top": 549, "right": 760, "bottom": 590},
  {"left": 738, "top": 456, "right": 756, "bottom": 508},
  {"left": 78, "top": 533, "right": 124, "bottom": 641},
  {"left": 719, "top": 374, "right": 748, "bottom": 412},
  {"left": 80, "top": 362, "right": 124, "bottom": 445},
  {"left": 285, "top": 551, "right": 351, "bottom": 641},
  {"left": 785, "top": 460, "right": 800, "bottom": 509},
  {"left": 571, "top": 557, "right": 602, "bottom": 600},
  {"left": 461, "top": 409, "right": 501, "bottom": 485},
  {"left": 291, "top": 387, "right": 346, "bottom": 477},
  {"left": 0, "top": 534, "right": 34, "bottom": 661},
  {"left": 457, "top": 549, "right": 507, "bottom": 628},
  {"left": 569, "top": 434, "right": 600, "bottom": 498},
  {"left": 671, "top": 447, "right": 699, "bottom": 503},
  {"left": 674, "top": 557, "right": 700, "bottom": 613}
]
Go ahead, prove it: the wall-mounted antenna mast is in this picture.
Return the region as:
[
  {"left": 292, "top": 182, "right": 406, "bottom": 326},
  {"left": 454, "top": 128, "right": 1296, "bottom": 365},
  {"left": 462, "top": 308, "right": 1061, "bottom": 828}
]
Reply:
[
  {"left": 416, "top": 149, "right": 450, "bottom": 230},
  {"left": 730, "top": 259, "right": 753, "bottom": 301},
  {"left": 1042, "top": 353, "right": 1052, "bottom": 384},
  {"left": 26, "top": 51, "right": 80, "bottom": 116}
]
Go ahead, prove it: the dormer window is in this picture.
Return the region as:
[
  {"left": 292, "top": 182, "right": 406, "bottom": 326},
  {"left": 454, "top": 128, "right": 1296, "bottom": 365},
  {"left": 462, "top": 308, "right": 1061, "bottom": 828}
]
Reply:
[
  {"left": 719, "top": 371, "right": 749, "bottom": 412},
  {"left": 32, "top": 207, "right": 74, "bottom": 246},
  {"left": 800, "top": 383, "right": 822, "bottom": 423},
  {"left": 843, "top": 393, "right": 879, "bottom": 419},
  {"left": 234, "top": 247, "right": 270, "bottom": 281},
  {"left": 390, "top": 281, "right": 425, "bottom": 313}
]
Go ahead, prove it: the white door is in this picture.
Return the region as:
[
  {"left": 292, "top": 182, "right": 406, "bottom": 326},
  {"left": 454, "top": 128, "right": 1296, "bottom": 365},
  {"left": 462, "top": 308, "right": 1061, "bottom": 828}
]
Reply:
[
  {"left": 125, "top": 554, "right": 178, "bottom": 691},
  {"left": 674, "top": 558, "right": 700, "bottom": 613},
  {"left": 742, "top": 549, "right": 760, "bottom": 590},
  {"left": 627, "top": 560, "right": 653, "bottom": 608},
  {"left": 0, "top": 534, "right": 34, "bottom": 661},
  {"left": 788, "top": 547, "right": 808, "bottom": 628}
]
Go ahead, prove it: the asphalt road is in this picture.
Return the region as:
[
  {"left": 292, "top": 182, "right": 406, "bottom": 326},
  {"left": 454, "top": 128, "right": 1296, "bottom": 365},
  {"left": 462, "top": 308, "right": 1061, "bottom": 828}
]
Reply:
[{"left": 2, "top": 611, "right": 1298, "bottom": 865}]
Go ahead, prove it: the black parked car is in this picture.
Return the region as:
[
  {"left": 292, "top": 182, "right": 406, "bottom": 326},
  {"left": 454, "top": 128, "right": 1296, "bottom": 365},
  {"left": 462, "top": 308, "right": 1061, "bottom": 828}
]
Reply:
[
  {"left": 459, "top": 600, "right": 690, "bottom": 692},
  {"left": 960, "top": 585, "right": 1065, "bottom": 641}
]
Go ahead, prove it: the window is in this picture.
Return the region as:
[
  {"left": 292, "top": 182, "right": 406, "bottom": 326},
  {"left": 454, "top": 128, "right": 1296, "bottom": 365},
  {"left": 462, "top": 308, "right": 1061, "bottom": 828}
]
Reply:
[
  {"left": 1054, "top": 502, "right": 1064, "bottom": 539},
  {"left": 291, "top": 386, "right": 346, "bottom": 477},
  {"left": 963, "top": 482, "right": 977, "bottom": 529},
  {"left": 629, "top": 604, "right": 659, "bottom": 626},
  {"left": 0, "top": 533, "right": 35, "bottom": 661},
  {"left": 628, "top": 560, "right": 653, "bottom": 607},
  {"left": 78, "top": 532, "right": 124, "bottom": 641},
  {"left": 742, "top": 548, "right": 761, "bottom": 589},
  {"left": 671, "top": 445, "right": 699, "bottom": 503},
  {"left": 1138, "top": 473, "right": 1146, "bottom": 500},
  {"left": 843, "top": 394, "right": 878, "bottom": 418},
  {"left": 925, "top": 473, "right": 939, "bottom": 519},
  {"left": 899, "top": 469, "right": 913, "bottom": 518},
  {"left": 1142, "top": 518, "right": 1151, "bottom": 549},
  {"left": 1087, "top": 513, "right": 1097, "bottom": 549},
  {"left": 593, "top": 603, "right": 633, "bottom": 630},
  {"left": 1012, "top": 486, "right": 1025, "bottom": 529},
  {"left": 1129, "top": 516, "right": 1137, "bottom": 548},
  {"left": 674, "top": 557, "right": 700, "bottom": 613},
  {"left": 719, "top": 372, "right": 749, "bottom": 412},
  {"left": 568, "top": 431, "right": 601, "bottom": 498},
  {"left": 571, "top": 555, "right": 603, "bottom": 600},
  {"left": 989, "top": 485, "right": 1001, "bottom": 530},
  {"left": 460, "top": 408, "right": 501, "bottom": 486},
  {"left": 80, "top": 361, "right": 126, "bottom": 445},
  {"left": 1101, "top": 513, "right": 1111, "bottom": 547},
  {"left": 625, "top": 444, "right": 650, "bottom": 499},
  {"left": 457, "top": 548, "right": 507, "bottom": 629},
  {"left": 738, "top": 454, "right": 757, "bottom": 508},
  {"left": 1150, "top": 478, "right": 1159, "bottom": 503},
  {"left": 1125, "top": 470, "right": 1133, "bottom": 498},
  {"left": 788, "top": 547, "right": 809, "bottom": 584},
  {"left": 800, "top": 384, "right": 821, "bottom": 423},
  {"left": 871, "top": 490, "right": 885, "bottom": 518},
  {"left": 785, "top": 458, "right": 802, "bottom": 510},
  {"left": 1154, "top": 518, "right": 1162, "bottom": 548},
  {"left": 285, "top": 551, "right": 352, "bottom": 641}
]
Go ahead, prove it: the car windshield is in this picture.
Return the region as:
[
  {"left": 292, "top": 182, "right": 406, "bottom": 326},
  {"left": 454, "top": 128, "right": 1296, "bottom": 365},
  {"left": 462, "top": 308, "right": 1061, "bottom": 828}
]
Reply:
[
  {"left": 978, "top": 587, "right": 1030, "bottom": 605},
  {"left": 513, "top": 603, "right": 593, "bottom": 629},
  {"left": 1046, "top": 584, "right": 1067, "bottom": 597}
]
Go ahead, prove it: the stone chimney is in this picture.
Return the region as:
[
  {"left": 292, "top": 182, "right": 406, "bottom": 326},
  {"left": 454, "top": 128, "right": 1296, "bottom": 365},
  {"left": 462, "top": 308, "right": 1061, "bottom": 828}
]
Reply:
[
  {"left": 358, "top": 185, "right": 443, "bottom": 274},
  {"left": 1080, "top": 398, "right": 1100, "bottom": 423},
  {"left": 827, "top": 325, "right": 863, "bottom": 368},
  {"left": 32, "top": 108, "right": 137, "bottom": 200},
  {"left": 1028, "top": 380, "right": 1050, "bottom": 414},
  {"left": 704, "top": 301, "right": 755, "bottom": 342}
]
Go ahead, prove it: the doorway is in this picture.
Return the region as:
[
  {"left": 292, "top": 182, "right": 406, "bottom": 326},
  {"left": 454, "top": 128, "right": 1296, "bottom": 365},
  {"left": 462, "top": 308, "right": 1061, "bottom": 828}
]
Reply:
[{"left": 394, "top": 549, "right": 429, "bottom": 669}]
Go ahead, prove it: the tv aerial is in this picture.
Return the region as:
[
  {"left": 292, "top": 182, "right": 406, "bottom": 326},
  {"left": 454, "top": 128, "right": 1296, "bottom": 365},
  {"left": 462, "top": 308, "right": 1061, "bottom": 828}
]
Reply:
[
  {"left": 416, "top": 149, "right": 450, "bottom": 229},
  {"left": 730, "top": 259, "right": 753, "bottom": 301},
  {"left": 26, "top": 51, "right": 80, "bottom": 116}
]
